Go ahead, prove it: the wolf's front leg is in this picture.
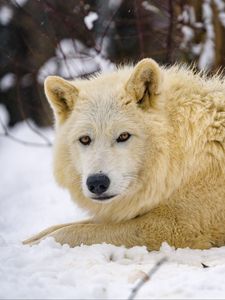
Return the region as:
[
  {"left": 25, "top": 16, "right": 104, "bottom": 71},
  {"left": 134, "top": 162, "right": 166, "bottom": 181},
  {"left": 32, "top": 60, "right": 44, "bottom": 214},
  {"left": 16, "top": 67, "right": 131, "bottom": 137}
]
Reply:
[
  {"left": 23, "top": 205, "right": 213, "bottom": 250},
  {"left": 26, "top": 221, "right": 144, "bottom": 248},
  {"left": 23, "top": 221, "right": 138, "bottom": 247}
]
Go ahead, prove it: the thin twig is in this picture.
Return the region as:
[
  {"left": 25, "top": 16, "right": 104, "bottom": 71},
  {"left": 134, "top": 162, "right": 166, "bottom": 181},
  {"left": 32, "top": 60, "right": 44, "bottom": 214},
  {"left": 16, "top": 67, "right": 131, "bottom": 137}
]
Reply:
[
  {"left": 97, "top": 1, "right": 123, "bottom": 53},
  {"left": 135, "top": 0, "right": 145, "bottom": 59},
  {"left": 14, "top": 65, "right": 53, "bottom": 146},
  {"left": 11, "top": 0, "right": 58, "bottom": 50},
  {"left": 128, "top": 257, "right": 168, "bottom": 300},
  {"left": 166, "top": 0, "right": 174, "bottom": 63},
  {"left": 0, "top": 116, "right": 52, "bottom": 148},
  {"left": 0, "top": 132, "right": 52, "bottom": 147}
]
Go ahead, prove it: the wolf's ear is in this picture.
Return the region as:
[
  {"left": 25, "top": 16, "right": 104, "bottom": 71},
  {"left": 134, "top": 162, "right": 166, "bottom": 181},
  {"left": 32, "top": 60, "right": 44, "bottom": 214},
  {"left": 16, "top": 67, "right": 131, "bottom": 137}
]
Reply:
[
  {"left": 125, "top": 58, "right": 162, "bottom": 109},
  {"left": 44, "top": 76, "right": 79, "bottom": 123}
]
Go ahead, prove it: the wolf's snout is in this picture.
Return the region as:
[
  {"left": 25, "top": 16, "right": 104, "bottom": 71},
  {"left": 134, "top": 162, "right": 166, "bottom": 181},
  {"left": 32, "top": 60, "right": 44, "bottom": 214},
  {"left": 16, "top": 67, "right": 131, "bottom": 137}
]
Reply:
[{"left": 86, "top": 174, "right": 110, "bottom": 195}]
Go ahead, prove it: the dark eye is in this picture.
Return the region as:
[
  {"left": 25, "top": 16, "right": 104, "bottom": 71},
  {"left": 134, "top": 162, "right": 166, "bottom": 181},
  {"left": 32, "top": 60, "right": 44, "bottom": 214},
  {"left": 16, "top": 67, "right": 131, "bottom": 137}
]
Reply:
[
  {"left": 116, "top": 132, "right": 131, "bottom": 143},
  {"left": 79, "top": 135, "right": 91, "bottom": 145}
]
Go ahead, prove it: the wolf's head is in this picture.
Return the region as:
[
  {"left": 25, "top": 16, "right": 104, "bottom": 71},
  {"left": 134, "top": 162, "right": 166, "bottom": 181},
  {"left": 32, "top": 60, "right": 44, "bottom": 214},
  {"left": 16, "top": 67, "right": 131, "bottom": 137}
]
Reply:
[{"left": 44, "top": 59, "right": 170, "bottom": 221}]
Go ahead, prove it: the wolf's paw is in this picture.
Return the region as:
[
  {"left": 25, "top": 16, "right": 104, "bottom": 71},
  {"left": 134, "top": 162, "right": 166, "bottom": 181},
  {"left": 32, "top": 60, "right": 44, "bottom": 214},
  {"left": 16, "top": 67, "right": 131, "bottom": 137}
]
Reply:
[
  {"left": 22, "top": 223, "right": 75, "bottom": 246},
  {"left": 22, "top": 236, "right": 43, "bottom": 246}
]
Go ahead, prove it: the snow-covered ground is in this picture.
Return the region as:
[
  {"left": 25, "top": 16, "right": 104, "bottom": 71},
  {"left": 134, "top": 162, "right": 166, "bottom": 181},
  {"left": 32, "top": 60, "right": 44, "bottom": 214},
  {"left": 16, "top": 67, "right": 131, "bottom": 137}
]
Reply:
[{"left": 1, "top": 107, "right": 225, "bottom": 299}]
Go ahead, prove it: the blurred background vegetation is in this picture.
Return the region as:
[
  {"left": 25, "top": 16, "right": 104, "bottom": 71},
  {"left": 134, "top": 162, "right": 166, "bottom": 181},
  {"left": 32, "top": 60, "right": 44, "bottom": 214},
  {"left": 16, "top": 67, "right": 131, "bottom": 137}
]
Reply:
[{"left": 0, "top": 0, "right": 225, "bottom": 132}]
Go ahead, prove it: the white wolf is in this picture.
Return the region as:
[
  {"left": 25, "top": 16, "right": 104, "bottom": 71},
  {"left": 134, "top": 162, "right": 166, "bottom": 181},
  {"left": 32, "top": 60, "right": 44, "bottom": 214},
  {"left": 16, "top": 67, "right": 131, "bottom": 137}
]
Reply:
[{"left": 24, "top": 58, "right": 225, "bottom": 251}]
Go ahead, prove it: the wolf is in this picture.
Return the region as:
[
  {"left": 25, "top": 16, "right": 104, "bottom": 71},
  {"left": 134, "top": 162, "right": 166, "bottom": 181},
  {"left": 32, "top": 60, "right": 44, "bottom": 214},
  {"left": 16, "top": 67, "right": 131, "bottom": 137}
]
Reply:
[{"left": 24, "top": 58, "right": 225, "bottom": 250}]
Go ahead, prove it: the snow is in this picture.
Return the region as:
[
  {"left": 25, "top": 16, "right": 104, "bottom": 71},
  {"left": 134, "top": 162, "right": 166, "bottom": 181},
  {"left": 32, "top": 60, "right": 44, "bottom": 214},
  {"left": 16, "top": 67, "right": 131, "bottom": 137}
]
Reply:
[
  {"left": 108, "top": 0, "right": 123, "bottom": 10},
  {"left": 214, "top": 0, "right": 225, "bottom": 27},
  {"left": 84, "top": 11, "right": 98, "bottom": 30},
  {"left": 93, "top": 53, "right": 115, "bottom": 72},
  {"left": 214, "top": 0, "right": 225, "bottom": 11},
  {"left": 1, "top": 106, "right": 225, "bottom": 298},
  {"left": 11, "top": 0, "right": 29, "bottom": 7},
  {"left": 0, "top": 73, "right": 16, "bottom": 92},
  {"left": 181, "top": 26, "right": 194, "bottom": 44},
  {"left": 179, "top": 5, "right": 196, "bottom": 50},
  {"left": 192, "top": 43, "right": 202, "bottom": 55},
  {"left": 198, "top": 38, "right": 215, "bottom": 70},
  {"left": 179, "top": 2, "right": 220, "bottom": 71},
  {"left": 142, "top": 1, "right": 159, "bottom": 14},
  {"left": 179, "top": 5, "right": 196, "bottom": 24},
  {"left": 198, "top": 0, "right": 215, "bottom": 70},
  {"left": 0, "top": 6, "right": 13, "bottom": 26},
  {"left": 0, "top": 104, "right": 9, "bottom": 127},
  {"left": 38, "top": 39, "right": 97, "bottom": 82},
  {"left": 38, "top": 39, "right": 114, "bottom": 82},
  {"left": 219, "top": 11, "right": 225, "bottom": 26}
]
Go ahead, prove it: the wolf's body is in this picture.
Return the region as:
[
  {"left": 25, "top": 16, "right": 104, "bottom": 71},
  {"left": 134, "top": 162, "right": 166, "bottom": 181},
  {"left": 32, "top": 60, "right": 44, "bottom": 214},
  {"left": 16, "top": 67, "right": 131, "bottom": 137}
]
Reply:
[{"left": 24, "top": 59, "right": 225, "bottom": 250}]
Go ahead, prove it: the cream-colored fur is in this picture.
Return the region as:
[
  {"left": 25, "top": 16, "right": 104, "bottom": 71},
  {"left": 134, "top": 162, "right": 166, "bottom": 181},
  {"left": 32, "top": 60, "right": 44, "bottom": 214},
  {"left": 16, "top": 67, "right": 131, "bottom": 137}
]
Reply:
[{"left": 24, "top": 59, "right": 225, "bottom": 251}]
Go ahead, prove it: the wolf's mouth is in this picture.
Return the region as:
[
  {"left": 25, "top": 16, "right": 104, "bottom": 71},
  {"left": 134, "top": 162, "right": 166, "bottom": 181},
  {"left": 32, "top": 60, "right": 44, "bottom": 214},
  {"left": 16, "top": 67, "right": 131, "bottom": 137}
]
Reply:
[{"left": 91, "top": 195, "right": 117, "bottom": 201}]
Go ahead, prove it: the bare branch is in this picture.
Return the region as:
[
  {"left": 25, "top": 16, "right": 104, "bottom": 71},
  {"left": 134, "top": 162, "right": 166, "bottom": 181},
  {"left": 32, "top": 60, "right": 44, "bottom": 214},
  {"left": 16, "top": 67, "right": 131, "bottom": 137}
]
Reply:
[
  {"left": 14, "top": 66, "right": 53, "bottom": 146},
  {"left": 166, "top": 0, "right": 174, "bottom": 63},
  {"left": 135, "top": 0, "right": 145, "bottom": 58},
  {"left": 0, "top": 115, "right": 52, "bottom": 148},
  {"left": 0, "top": 132, "right": 52, "bottom": 147},
  {"left": 128, "top": 257, "right": 168, "bottom": 300},
  {"left": 97, "top": 2, "right": 123, "bottom": 54}
]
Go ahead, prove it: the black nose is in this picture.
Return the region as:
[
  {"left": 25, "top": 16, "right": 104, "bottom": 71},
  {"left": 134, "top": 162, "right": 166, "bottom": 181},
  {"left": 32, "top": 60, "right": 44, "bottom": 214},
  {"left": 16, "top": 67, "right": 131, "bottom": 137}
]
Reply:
[{"left": 86, "top": 174, "right": 110, "bottom": 195}]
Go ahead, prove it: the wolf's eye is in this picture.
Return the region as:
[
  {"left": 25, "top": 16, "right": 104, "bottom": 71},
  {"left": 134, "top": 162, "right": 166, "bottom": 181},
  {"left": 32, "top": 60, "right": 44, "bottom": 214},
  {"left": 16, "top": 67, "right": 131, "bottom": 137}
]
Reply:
[
  {"left": 116, "top": 132, "right": 131, "bottom": 143},
  {"left": 79, "top": 135, "right": 91, "bottom": 145}
]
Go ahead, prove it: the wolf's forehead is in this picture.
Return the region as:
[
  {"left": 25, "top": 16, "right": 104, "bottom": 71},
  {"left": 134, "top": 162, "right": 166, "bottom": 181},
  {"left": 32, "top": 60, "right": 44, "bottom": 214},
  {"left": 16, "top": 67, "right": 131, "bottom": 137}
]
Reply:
[
  {"left": 71, "top": 91, "right": 133, "bottom": 135},
  {"left": 79, "top": 96, "right": 122, "bottom": 124},
  {"left": 79, "top": 86, "right": 123, "bottom": 115}
]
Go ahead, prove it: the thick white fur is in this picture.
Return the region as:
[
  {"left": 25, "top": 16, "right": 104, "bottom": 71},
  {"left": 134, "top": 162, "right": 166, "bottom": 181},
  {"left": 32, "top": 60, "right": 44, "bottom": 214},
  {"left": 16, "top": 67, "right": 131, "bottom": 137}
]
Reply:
[{"left": 24, "top": 59, "right": 225, "bottom": 250}]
